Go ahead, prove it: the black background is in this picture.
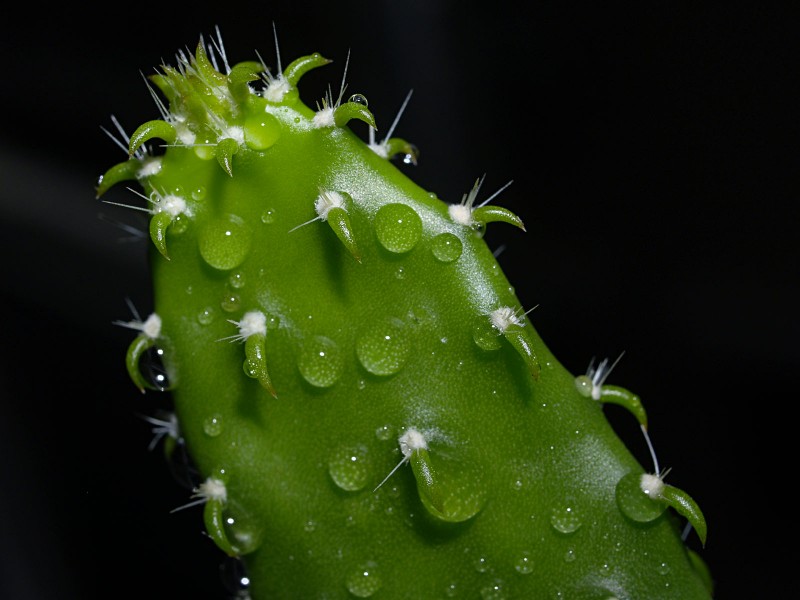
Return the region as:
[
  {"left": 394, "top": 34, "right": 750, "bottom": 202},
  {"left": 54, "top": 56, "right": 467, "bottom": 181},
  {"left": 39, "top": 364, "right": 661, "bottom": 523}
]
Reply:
[{"left": 1, "top": 2, "right": 795, "bottom": 598}]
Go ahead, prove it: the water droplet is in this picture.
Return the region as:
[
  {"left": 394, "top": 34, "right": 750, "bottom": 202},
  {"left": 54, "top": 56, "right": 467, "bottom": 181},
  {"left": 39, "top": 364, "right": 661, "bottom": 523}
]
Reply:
[
  {"left": 514, "top": 552, "right": 533, "bottom": 574},
  {"left": 550, "top": 505, "right": 582, "bottom": 534},
  {"left": 658, "top": 561, "right": 670, "bottom": 575},
  {"left": 223, "top": 510, "right": 264, "bottom": 555},
  {"left": 203, "top": 414, "right": 223, "bottom": 437},
  {"left": 574, "top": 374, "right": 593, "bottom": 397},
  {"left": 481, "top": 580, "right": 505, "bottom": 600},
  {"left": 170, "top": 214, "right": 189, "bottom": 235},
  {"left": 472, "top": 316, "right": 502, "bottom": 351},
  {"left": 356, "top": 317, "right": 410, "bottom": 376},
  {"left": 357, "top": 379, "right": 366, "bottom": 390},
  {"left": 198, "top": 306, "right": 215, "bottom": 325},
  {"left": 564, "top": 549, "right": 576, "bottom": 563},
  {"left": 304, "top": 519, "right": 317, "bottom": 533},
  {"left": 375, "top": 424, "right": 392, "bottom": 441},
  {"left": 229, "top": 271, "right": 245, "bottom": 289},
  {"left": 220, "top": 293, "right": 241, "bottom": 312},
  {"left": 348, "top": 93, "right": 369, "bottom": 106},
  {"left": 444, "top": 582, "right": 458, "bottom": 597},
  {"left": 198, "top": 213, "right": 252, "bottom": 271},
  {"left": 261, "top": 208, "right": 276, "bottom": 224},
  {"left": 346, "top": 561, "right": 381, "bottom": 597},
  {"left": 615, "top": 472, "right": 666, "bottom": 523},
  {"left": 329, "top": 445, "right": 370, "bottom": 491},
  {"left": 474, "top": 556, "right": 489, "bottom": 573},
  {"left": 298, "top": 335, "right": 344, "bottom": 388},
  {"left": 244, "top": 112, "right": 281, "bottom": 150},
  {"left": 431, "top": 232, "right": 463, "bottom": 263},
  {"left": 374, "top": 203, "right": 422, "bottom": 254},
  {"left": 394, "top": 266, "right": 406, "bottom": 279},
  {"left": 191, "top": 186, "right": 207, "bottom": 201},
  {"left": 218, "top": 555, "right": 250, "bottom": 595},
  {"left": 243, "top": 359, "right": 258, "bottom": 379}
]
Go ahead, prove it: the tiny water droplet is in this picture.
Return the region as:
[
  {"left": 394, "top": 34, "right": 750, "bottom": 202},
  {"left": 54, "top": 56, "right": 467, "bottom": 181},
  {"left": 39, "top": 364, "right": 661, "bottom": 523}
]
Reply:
[
  {"left": 357, "top": 379, "right": 366, "bottom": 390},
  {"left": 304, "top": 519, "right": 317, "bottom": 533},
  {"left": 550, "top": 505, "right": 582, "bottom": 534},
  {"left": 191, "top": 185, "right": 207, "bottom": 200},
  {"left": 394, "top": 266, "right": 406, "bottom": 279},
  {"left": 658, "top": 561, "right": 670, "bottom": 575},
  {"left": 474, "top": 556, "right": 489, "bottom": 573},
  {"left": 199, "top": 213, "right": 252, "bottom": 271},
  {"left": 375, "top": 424, "right": 392, "bottom": 441},
  {"left": 374, "top": 203, "right": 422, "bottom": 254},
  {"left": 444, "top": 582, "right": 458, "bottom": 597},
  {"left": 514, "top": 552, "right": 533, "bottom": 575},
  {"left": 564, "top": 549, "right": 576, "bottom": 563},
  {"left": 480, "top": 580, "right": 505, "bottom": 600},
  {"left": 472, "top": 316, "right": 502, "bottom": 351},
  {"left": 229, "top": 271, "right": 245, "bottom": 289},
  {"left": 170, "top": 214, "right": 189, "bottom": 234},
  {"left": 198, "top": 307, "right": 215, "bottom": 325},
  {"left": 244, "top": 112, "right": 281, "bottom": 150},
  {"left": 298, "top": 335, "right": 343, "bottom": 388},
  {"left": 243, "top": 359, "right": 258, "bottom": 378},
  {"left": 431, "top": 232, "right": 463, "bottom": 263},
  {"left": 345, "top": 561, "right": 381, "bottom": 598},
  {"left": 203, "top": 414, "right": 223, "bottom": 437},
  {"left": 261, "top": 208, "right": 276, "bottom": 224},
  {"left": 220, "top": 293, "right": 241, "bottom": 313},
  {"left": 356, "top": 317, "right": 410, "bottom": 376},
  {"left": 329, "top": 445, "right": 370, "bottom": 491}
]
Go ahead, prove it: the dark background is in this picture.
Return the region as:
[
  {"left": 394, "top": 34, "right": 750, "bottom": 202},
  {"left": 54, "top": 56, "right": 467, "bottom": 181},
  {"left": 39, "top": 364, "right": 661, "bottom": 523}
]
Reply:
[{"left": 1, "top": 2, "right": 795, "bottom": 598}]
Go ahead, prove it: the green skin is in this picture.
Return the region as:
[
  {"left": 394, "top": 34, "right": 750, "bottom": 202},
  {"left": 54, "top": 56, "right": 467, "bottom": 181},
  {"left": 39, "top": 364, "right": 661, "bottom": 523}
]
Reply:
[{"left": 98, "top": 37, "right": 713, "bottom": 599}]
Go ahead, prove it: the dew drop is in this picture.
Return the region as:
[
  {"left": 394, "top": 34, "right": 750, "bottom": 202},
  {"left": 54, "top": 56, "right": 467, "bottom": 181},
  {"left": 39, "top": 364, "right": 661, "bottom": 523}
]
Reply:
[
  {"left": 481, "top": 580, "right": 505, "bottom": 600},
  {"left": 657, "top": 561, "right": 670, "bottom": 575},
  {"left": 191, "top": 186, "right": 207, "bottom": 201},
  {"left": 198, "top": 213, "right": 252, "bottom": 271},
  {"left": 474, "top": 556, "right": 489, "bottom": 573},
  {"left": 170, "top": 214, "right": 189, "bottom": 235},
  {"left": 615, "top": 472, "right": 666, "bottom": 523},
  {"left": 329, "top": 445, "right": 370, "bottom": 491},
  {"left": 394, "top": 266, "right": 406, "bottom": 279},
  {"left": 472, "top": 316, "right": 502, "bottom": 351},
  {"left": 356, "top": 317, "right": 410, "bottom": 376},
  {"left": 346, "top": 561, "right": 382, "bottom": 598},
  {"left": 228, "top": 271, "right": 246, "bottom": 289},
  {"left": 244, "top": 112, "right": 281, "bottom": 150},
  {"left": 261, "top": 208, "right": 276, "bottom": 224},
  {"left": 444, "top": 582, "right": 458, "bottom": 597},
  {"left": 550, "top": 505, "right": 582, "bottom": 534},
  {"left": 431, "top": 232, "right": 463, "bottom": 263},
  {"left": 198, "top": 306, "right": 215, "bottom": 325},
  {"left": 223, "top": 510, "right": 264, "bottom": 555},
  {"left": 564, "top": 548, "right": 576, "bottom": 563},
  {"left": 375, "top": 424, "right": 392, "bottom": 441},
  {"left": 514, "top": 552, "right": 533, "bottom": 574},
  {"left": 297, "top": 335, "right": 344, "bottom": 388},
  {"left": 374, "top": 203, "right": 422, "bottom": 254},
  {"left": 304, "top": 519, "right": 317, "bottom": 533},
  {"left": 203, "top": 413, "right": 223, "bottom": 437},
  {"left": 220, "top": 293, "right": 241, "bottom": 313},
  {"left": 349, "top": 93, "right": 369, "bottom": 106}
]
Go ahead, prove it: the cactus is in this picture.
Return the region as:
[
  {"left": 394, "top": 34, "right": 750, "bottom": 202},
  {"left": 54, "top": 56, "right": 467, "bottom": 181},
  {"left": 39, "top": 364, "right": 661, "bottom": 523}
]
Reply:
[{"left": 97, "top": 29, "right": 713, "bottom": 599}]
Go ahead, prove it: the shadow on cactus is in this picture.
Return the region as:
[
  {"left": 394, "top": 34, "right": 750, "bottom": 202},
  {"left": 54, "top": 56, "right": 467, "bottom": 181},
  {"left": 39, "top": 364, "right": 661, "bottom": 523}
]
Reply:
[{"left": 97, "top": 26, "right": 713, "bottom": 599}]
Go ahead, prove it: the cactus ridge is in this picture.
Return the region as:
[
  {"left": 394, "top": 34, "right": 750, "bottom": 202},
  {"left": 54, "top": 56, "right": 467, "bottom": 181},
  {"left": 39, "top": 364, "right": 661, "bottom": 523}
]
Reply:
[{"left": 98, "top": 29, "right": 713, "bottom": 599}]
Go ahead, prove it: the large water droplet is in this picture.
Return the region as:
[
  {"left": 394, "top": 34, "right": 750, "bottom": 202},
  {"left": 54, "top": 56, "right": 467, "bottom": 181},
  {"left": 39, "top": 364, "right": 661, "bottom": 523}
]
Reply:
[
  {"left": 329, "top": 445, "right": 370, "bottom": 491},
  {"left": 203, "top": 413, "right": 223, "bottom": 437},
  {"left": 346, "top": 561, "right": 382, "bottom": 597},
  {"left": 244, "top": 112, "right": 281, "bottom": 150},
  {"left": 356, "top": 317, "right": 410, "bottom": 376},
  {"left": 199, "top": 213, "right": 252, "bottom": 270},
  {"left": 223, "top": 508, "right": 264, "bottom": 555},
  {"left": 220, "top": 293, "right": 241, "bottom": 313},
  {"left": 431, "top": 232, "right": 463, "bottom": 263},
  {"left": 550, "top": 505, "right": 582, "bottom": 534},
  {"left": 615, "top": 472, "right": 666, "bottom": 523},
  {"left": 298, "top": 335, "right": 344, "bottom": 388},
  {"left": 472, "top": 316, "right": 502, "bottom": 351},
  {"left": 374, "top": 203, "right": 422, "bottom": 254}
]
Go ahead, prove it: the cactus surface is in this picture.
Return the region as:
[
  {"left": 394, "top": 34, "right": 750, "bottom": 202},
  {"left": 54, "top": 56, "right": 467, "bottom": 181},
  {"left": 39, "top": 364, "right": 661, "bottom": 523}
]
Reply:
[{"left": 97, "top": 30, "right": 713, "bottom": 599}]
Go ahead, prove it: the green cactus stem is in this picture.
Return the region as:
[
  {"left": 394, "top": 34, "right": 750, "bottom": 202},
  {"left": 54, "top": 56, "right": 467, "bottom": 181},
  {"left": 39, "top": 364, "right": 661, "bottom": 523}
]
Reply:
[{"left": 98, "top": 30, "right": 712, "bottom": 599}]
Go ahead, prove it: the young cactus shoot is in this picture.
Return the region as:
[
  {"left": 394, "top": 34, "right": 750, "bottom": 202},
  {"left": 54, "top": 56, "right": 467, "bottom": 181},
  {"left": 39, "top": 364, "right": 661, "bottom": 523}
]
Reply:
[{"left": 97, "top": 28, "right": 712, "bottom": 599}]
